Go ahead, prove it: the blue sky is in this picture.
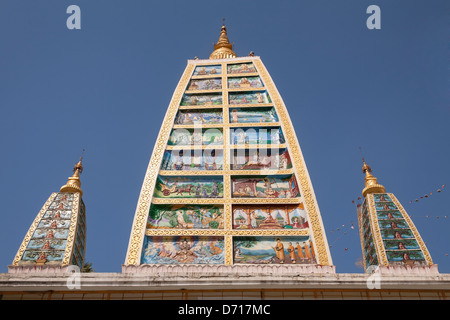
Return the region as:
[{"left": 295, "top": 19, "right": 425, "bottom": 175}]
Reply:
[{"left": 0, "top": 0, "right": 448, "bottom": 274}]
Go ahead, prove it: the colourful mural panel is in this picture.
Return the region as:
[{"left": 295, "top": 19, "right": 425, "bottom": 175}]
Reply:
[
  {"left": 193, "top": 65, "right": 221, "bottom": 76},
  {"left": 154, "top": 176, "right": 223, "bottom": 198},
  {"left": 230, "top": 127, "right": 284, "bottom": 145},
  {"left": 231, "top": 148, "right": 291, "bottom": 170},
  {"left": 377, "top": 210, "right": 403, "bottom": 220},
  {"left": 233, "top": 236, "right": 316, "bottom": 264},
  {"left": 148, "top": 204, "right": 224, "bottom": 230},
  {"left": 375, "top": 201, "right": 397, "bottom": 211},
  {"left": 383, "top": 239, "right": 420, "bottom": 250},
  {"left": 231, "top": 175, "right": 300, "bottom": 199},
  {"left": 380, "top": 228, "right": 414, "bottom": 240},
  {"left": 232, "top": 204, "right": 308, "bottom": 230},
  {"left": 229, "top": 91, "right": 271, "bottom": 105},
  {"left": 21, "top": 250, "right": 65, "bottom": 263},
  {"left": 175, "top": 109, "right": 223, "bottom": 125},
  {"left": 161, "top": 149, "right": 223, "bottom": 171},
  {"left": 229, "top": 107, "right": 278, "bottom": 124},
  {"left": 168, "top": 128, "right": 223, "bottom": 146},
  {"left": 141, "top": 236, "right": 225, "bottom": 264},
  {"left": 385, "top": 250, "right": 426, "bottom": 266},
  {"left": 373, "top": 194, "right": 392, "bottom": 202},
  {"left": 180, "top": 93, "right": 222, "bottom": 106},
  {"left": 227, "top": 63, "right": 257, "bottom": 74},
  {"left": 188, "top": 78, "right": 222, "bottom": 91},
  {"left": 378, "top": 219, "right": 409, "bottom": 229},
  {"left": 228, "top": 76, "right": 263, "bottom": 89}
]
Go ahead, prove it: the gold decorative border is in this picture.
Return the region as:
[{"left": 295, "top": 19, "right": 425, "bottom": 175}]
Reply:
[
  {"left": 187, "top": 87, "right": 267, "bottom": 94},
  {"left": 254, "top": 59, "right": 332, "bottom": 266},
  {"left": 367, "top": 194, "right": 389, "bottom": 266},
  {"left": 228, "top": 144, "right": 286, "bottom": 149},
  {"left": 226, "top": 87, "right": 266, "bottom": 93},
  {"left": 179, "top": 105, "right": 225, "bottom": 110},
  {"left": 190, "top": 60, "right": 225, "bottom": 67},
  {"left": 178, "top": 103, "right": 273, "bottom": 110},
  {"left": 191, "top": 74, "right": 224, "bottom": 80},
  {"left": 173, "top": 124, "right": 224, "bottom": 129},
  {"left": 79, "top": 200, "right": 87, "bottom": 268},
  {"left": 224, "top": 203, "right": 232, "bottom": 230},
  {"left": 166, "top": 145, "right": 223, "bottom": 150},
  {"left": 145, "top": 229, "right": 309, "bottom": 236},
  {"left": 159, "top": 170, "right": 224, "bottom": 176},
  {"left": 226, "top": 72, "right": 259, "bottom": 78},
  {"left": 356, "top": 200, "right": 368, "bottom": 272},
  {"left": 125, "top": 64, "right": 195, "bottom": 265},
  {"left": 185, "top": 89, "right": 222, "bottom": 94},
  {"left": 62, "top": 192, "right": 81, "bottom": 266},
  {"left": 165, "top": 143, "right": 286, "bottom": 150},
  {"left": 173, "top": 122, "right": 281, "bottom": 129},
  {"left": 225, "top": 103, "right": 273, "bottom": 108},
  {"left": 224, "top": 235, "right": 233, "bottom": 265},
  {"left": 151, "top": 197, "right": 302, "bottom": 205},
  {"left": 11, "top": 193, "right": 58, "bottom": 266},
  {"left": 389, "top": 193, "right": 433, "bottom": 265},
  {"left": 158, "top": 169, "right": 294, "bottom": 176},
  {"left": 228, "top": 122, "right": 281, "bottom": 128}
]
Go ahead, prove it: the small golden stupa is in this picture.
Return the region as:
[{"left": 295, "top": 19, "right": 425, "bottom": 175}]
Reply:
[{"left": 209, "top": 23, "right": 237, "bottom": 59}]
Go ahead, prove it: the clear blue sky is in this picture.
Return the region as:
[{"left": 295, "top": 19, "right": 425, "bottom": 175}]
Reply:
[{"left": 0, "top": 0, "right": 448, "bottom": 273}]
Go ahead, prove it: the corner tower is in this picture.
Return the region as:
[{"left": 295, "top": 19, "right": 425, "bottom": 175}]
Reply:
[
  {"left": 356, "top": 159, "right": 438, "bottom": 274},
  {"left": 9, "top": 159, "right": 87, "bottom": 273},
  {"left": 123, "top": 25, "right": 333, "bottom": 273}
]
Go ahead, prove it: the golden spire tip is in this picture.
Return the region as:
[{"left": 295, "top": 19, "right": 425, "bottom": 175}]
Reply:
[
  {"left": 209, "top": 21, "right": 237, "bottom": 60},
  {"left": 60, "top": 151, "right": 85, "bottom": 196},
  {"left": 360, "top": 153, "right": 386, "bottom": 198}
]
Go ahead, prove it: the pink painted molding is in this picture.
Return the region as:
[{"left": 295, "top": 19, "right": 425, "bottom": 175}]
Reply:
[
  {"left": 373, "top": 264, "right": 439, "bottom": 275},
  {"left": 121, "top": 264, "right": 336, "bottom": 275},
  {"left": 8, "top": 265, "right": 73, "bottom": 274}
]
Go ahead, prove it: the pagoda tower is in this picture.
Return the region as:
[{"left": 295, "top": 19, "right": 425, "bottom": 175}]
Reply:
[
  {"left": 356, "top": 159, "right": 438, "bottom": 274},
  {"left": 123, "top": 24, "right": 334, "bottom": 273},
  {"left": 8, "top": 159, "right": 87, "bottom": 273}
]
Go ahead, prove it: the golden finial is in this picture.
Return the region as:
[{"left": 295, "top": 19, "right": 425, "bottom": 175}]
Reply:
[
  {"left": 60, "top": 150, "right": 85, "bottom": 196},
  {"left": 360, "top": 147, "right": 372, "bottom": 174},
  {"left": 360, "top": 148, "right": 386, "bottom": 198},
  {"left": 209, "top": 20, "right": 237, "bottom": 59}
]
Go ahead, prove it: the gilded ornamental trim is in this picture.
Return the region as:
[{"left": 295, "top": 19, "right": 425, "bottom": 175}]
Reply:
[
  {"left": 145, "top": 229, "right": 309, "bottom": 237},
  {"left": 151, "top": 197, "right": 302, "bottom": 205},
  {"left": 62, "top": 192, "right": 81, "bottom": 265},
  {"left": 367, "top": 194, "right": 389, "bottom": 266}
]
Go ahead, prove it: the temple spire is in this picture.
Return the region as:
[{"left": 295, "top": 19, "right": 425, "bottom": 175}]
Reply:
[
  {"left": 60, "top": 157, "right": 84, "bottom": 196},
  {"left": 10, "top": 155, "right": 87, "bottom": 271},
  {"left": 209, "top": 22, "right": 237, "bottom": 59},
  {"left": 361, "top": 158, "right": 386, "bottom": 198},
  {"left": 356, "top": 151, "right": 435, "bottom": 273}
]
